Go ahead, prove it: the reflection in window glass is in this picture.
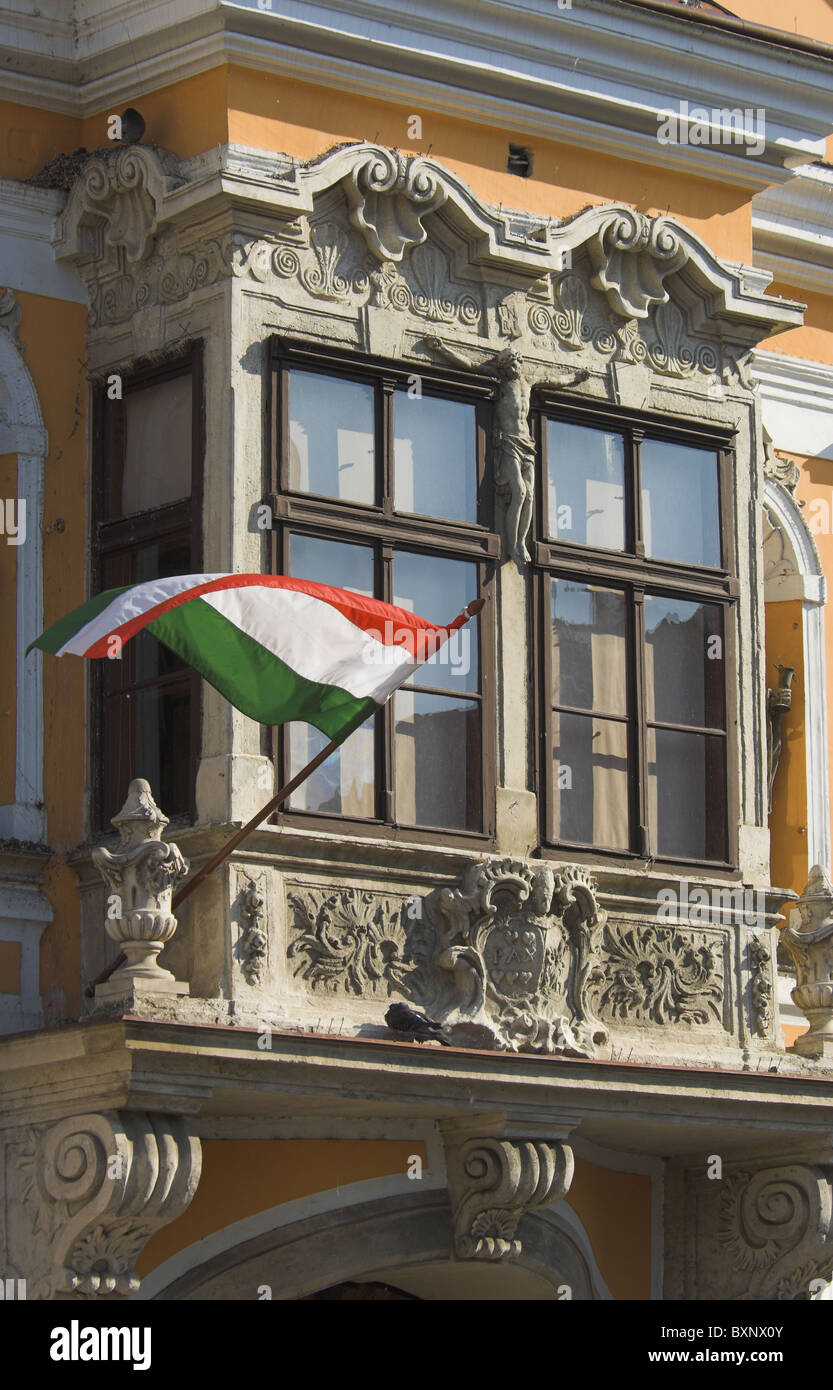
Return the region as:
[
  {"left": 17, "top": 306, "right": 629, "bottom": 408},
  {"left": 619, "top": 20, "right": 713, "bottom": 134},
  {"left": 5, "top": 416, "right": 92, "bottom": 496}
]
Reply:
[
  {"left": 394, "top": 393, "right": 477, "bottom": 522},
  {"left": 641, "top": 440, "right": 721, "bottom": 568},
  {"left": 647, "top": 728, "right": 726, "bottom": 861},
  {"left": 289, "top": 371, "right": 375, "bottom": 504},
  {"left": 393, "top": 551, "right": 478, "bottom": 693},
  {"left": 288, "top": 720, "right": 376, "bottom": 817},
  {"left": 289, "top": 534, "right": 374, "bottom": 596},
  {"left": 395, "top": 690, "right": 480, "bottom": 830},
  {"left": 547, "top": 420, "right": 625, "bottom": 550},
  {"left": 550, "top": 579, "right": 627, "bottom": 716},
  {"left": 645, "top": 597, "right": 724, "bottom": 728},
  {"left": 122, "top": 374, "right": 192, "bottom": 515},
  {"left": 552, "top": 712, "right": 629, "bottom": 849}
]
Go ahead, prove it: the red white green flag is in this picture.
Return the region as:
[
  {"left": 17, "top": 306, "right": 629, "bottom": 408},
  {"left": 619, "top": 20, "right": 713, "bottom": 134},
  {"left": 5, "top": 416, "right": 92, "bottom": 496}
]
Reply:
[{"left": 29, "top": 573, "right": 479, "bottom": 746}]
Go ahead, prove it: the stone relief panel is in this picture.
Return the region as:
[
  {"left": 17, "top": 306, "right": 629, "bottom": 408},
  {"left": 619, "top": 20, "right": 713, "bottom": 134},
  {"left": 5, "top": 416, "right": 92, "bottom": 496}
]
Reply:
[
  {"left": 286, "top": 884, "right": 411, "bottom": 1000},
  {"left": 586, "top": 918, "right": 726, "bottom": 1031},
  {"left": 679, "top": 1161, "right": 833, "bottom": 1300},
  {"left": 283, "top": 860, "right": 755, "bottom": 1055}
]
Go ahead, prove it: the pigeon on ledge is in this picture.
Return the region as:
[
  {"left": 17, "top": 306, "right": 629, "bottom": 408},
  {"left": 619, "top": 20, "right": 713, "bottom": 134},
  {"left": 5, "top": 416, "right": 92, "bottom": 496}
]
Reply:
[{"left": 385, "top": 1002, "right": 450, "bottom": 1045}]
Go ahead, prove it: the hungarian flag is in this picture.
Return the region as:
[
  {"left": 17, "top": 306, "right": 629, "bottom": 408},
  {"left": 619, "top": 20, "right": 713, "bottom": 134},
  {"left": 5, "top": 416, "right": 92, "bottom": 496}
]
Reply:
[{"left": 29, "top": 573, "right": 480, "bottom": 746}]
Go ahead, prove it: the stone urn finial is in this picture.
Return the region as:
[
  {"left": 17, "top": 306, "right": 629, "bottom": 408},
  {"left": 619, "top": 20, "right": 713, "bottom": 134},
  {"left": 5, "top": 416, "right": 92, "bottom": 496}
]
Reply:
[
  {"left": 781, "top": 864, "right": 833, "bottom": 1057},
  {"left": 92, "top": 778, "right": 190, "bottom": 1002}
]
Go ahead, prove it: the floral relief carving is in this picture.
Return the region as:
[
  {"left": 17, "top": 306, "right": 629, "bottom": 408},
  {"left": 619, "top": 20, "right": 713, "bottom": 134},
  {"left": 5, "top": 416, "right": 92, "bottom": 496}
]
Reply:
[
  {"left": 301, "top": 222, "right": 370, "bottom": 300},
  {"left": 748, "top": 934, "right": 774, "bottom": 1038},
  {"left": 590, "top": 921, "right": 724, "bottom": 1027},
  {"left": 287, "top": 886, "right": 409, "bottom": 997},
  {"left": 238, "top": 875, "right": 268, "bottom": 987}
]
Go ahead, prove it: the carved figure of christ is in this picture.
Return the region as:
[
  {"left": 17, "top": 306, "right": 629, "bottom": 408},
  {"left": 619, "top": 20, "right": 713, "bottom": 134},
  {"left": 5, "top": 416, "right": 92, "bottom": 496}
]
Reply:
[{"left": 426, "top": 337, "right": 587, "bottom": 565}]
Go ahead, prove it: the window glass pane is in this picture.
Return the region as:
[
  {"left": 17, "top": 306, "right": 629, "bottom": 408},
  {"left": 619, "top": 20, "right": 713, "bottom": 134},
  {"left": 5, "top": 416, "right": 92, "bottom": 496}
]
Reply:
[
  {"left": 286, "top": 534, "right": 376, "bottom": 814},
  {"left": 289, "top": 534, "right": 374, "bottom": 596},
  {"left": 394, "top": 691, "right": 480, "bottom": 830},
  {"left": 552, "top": 711, "right": 629, "bottom": 849},
  {"left": 647, "top": 728, "right": 726, "bottom": 860},
  {"left": 645, "top": 597, "right": 724, "bottom": 728},
  {"left": 550, "top": 579, "right": 627, "bottom": 716},
  {"left": 289, "top": 370, "right": 375, "bottom": 504},
  {"left": 104, "top": 681, "right": 191, "bottom": 823},
  {"left": 287, "top": 720, "right": 375, "bottom": 817},
  {"left": 641, "top": 440, "right": 721, "bottom": 567},
  {"left": 394, "top": 393, "right": 477, "bottom": 522},
  {"left": 393, "top": 551, "right": 478, "bottom": 693},
  {"left": 547, "top": 420, "right": 625, "bottom": 549},
  {"left": 120, "top": 374, "right": 192, "bottom": 515}
]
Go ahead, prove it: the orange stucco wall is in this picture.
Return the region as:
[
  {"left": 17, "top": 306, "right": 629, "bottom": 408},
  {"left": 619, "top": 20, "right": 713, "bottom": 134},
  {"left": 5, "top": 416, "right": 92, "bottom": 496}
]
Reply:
[
  {"left": 761, "top": 283, "right": 833, "bottom": 365},
  {"left": 136, "top": 1140, "right": 651, "bottom": 1298},
  {"left": 0, "top": 940, "right": 20, "bottom": 993},
  {"left": 136, "top": 1139, "right": 428, "bottom": 1280},
  {"left": 731, "top": 0, "right": 833, "bottom": 44},
  {"left": 765, "top": 598, "right": 807, "bottom": 898},
  {"left": 567, "top": 1157, "right": 651, "bottom": 1300},
  {"left": 226, "top": 67, "right": 754, "bottom": 263}
]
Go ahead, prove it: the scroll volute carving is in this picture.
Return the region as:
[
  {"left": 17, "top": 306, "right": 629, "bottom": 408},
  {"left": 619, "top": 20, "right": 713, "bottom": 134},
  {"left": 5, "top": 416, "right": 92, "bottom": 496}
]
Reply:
[
  {"left": 445, "top": 1135, "right": 574, "bottom": 1261},
  {"left": 344, "top": 148, "right": 447, "bottom": 262}
]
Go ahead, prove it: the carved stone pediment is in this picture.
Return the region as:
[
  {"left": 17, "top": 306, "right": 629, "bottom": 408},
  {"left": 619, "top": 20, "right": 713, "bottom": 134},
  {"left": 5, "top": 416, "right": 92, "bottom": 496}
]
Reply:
[{"left": 54, "top": 141, "right": 803, "bottom": 355}]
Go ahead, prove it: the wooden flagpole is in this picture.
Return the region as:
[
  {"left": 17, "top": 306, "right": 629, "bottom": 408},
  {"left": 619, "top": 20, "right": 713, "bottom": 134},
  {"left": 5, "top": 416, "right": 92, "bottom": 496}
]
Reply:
[{"left": 171, "top": 734, "right": 341, "bottom": 910}]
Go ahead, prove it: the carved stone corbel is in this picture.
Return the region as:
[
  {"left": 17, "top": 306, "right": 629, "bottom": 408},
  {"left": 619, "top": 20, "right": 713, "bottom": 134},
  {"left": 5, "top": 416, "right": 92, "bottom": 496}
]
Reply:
[
  {"left": 6, "top": 1110, "right": 201, "bottom": 1298},
  {"left": 716, "top": 1163, "right": 833, "bottom": 1299},
  {"left": 781, "top": 866, "right": 833, "bottom": 1056},
  {"left": 444, "top": 1135, "right": 574, "bottom": 1261}
]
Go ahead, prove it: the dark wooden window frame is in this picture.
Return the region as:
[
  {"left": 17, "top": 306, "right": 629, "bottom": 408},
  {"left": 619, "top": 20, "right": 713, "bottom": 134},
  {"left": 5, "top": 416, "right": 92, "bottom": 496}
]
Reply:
[
  {"left": 91, "top": 344, "right": 205, "bottom": 831},
  {"left": 532, "top": 389, "right": 740, "bottom": 872},
  {"left": 265, "top": 337, "right": 499, "bottom": 848}
]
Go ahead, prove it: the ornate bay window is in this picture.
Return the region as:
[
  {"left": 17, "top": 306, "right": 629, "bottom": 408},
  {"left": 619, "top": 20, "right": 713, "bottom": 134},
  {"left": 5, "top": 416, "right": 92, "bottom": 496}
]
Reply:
[
  {"left": 535, "top": 399, "right": 738, "bottom": 866},
  {"left": 266, "top": 340, "right": 498, "bottom": 841}
]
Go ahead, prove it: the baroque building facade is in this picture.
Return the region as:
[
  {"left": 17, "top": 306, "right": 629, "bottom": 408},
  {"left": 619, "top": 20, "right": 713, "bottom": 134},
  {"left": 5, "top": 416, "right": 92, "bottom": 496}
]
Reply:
[{"left": 3, "top": 0, "right": 833, "bottom": 1301}]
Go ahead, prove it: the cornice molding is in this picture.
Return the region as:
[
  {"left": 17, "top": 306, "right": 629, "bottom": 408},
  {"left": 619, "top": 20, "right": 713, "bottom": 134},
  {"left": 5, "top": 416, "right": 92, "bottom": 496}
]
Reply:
[
  {"left": 53, "top": 142, "right": 804, "bottom": 346},
  {"left": 3, "top": 2, "right": 833, "bottom": 191},
  {"left": 753, "top": 350, "right": 833, "bottom": 461},
  {"left": 753, "top": 165, "right": 833, "bottom": 295}
]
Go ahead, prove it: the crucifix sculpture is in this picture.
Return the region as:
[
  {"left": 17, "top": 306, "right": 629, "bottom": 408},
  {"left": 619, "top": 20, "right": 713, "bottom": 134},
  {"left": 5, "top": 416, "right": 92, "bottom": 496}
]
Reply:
[{"left": 426, "top": 338, "right": 587, "bottom": 567}]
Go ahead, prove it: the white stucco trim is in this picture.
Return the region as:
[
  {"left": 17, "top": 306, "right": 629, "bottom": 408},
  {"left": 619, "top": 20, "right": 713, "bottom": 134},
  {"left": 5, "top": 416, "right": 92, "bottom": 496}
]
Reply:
[
  {"left": 753, "top": 351, "right": 833, "bottom": 462},
  {"left": 0, "top": 181, "right": 87, "bottom": 304},
  {"left": 0, "top": 325, "right": 48, "bottom": 844},
  {"left": 764, "top": 478, "right": 830, "bottom": 872}
]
